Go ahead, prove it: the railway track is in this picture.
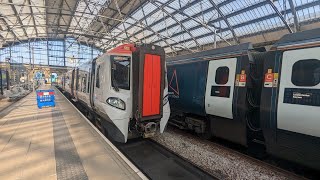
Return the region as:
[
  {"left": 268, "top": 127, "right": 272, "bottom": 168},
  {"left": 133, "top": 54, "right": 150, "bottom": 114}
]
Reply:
[
  {"left": 57, "top": 87, "right": 218, "bottom": 180},
  {"left": 116, "top": 139, "right": 217, "bottom": 180},
  {"left": 164, "top": 127, "right": 317, "bottom": 180}
]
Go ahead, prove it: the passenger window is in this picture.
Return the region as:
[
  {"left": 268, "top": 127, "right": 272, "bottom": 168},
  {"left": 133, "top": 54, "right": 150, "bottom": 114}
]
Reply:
[
  {"left": 292, "top": 59, "right": 320, "bottom": 86},
  {"left": 96, "top": 65, "right": 100, "bottom": 88},
  {"left": 215, "top": 66, "right": 229, "bottom": 85}
]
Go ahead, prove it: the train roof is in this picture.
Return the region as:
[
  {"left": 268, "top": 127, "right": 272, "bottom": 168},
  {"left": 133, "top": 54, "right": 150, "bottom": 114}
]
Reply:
[
  {"left": 107, "top": 44, "right": 137, "bottom": 54},
  {"left": 272, "top": 28, "right": 320, "bottom": 48},
  {"left": 167, "top": 43, "right": 253, "bottom": 64}
]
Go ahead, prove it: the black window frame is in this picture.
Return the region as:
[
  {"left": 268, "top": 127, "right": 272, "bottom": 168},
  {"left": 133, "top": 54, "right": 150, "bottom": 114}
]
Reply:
[
  {"left": 87, "top": 69, "right": 91, "bottom": 93},
  {"left": 96, "top": 65, "right": 100, "bottom": 88},
  {"left": 82, "top": 75, "right": 87, "bottom": 93},
  {"left": 291, "top": 59, "right": 320, "bottom": 87},
  {"left": 215, "top": 66, "right": 229, "bottom": 85},
  {"left": 111, "top": 55, "right": 131, "bottom": 90}
]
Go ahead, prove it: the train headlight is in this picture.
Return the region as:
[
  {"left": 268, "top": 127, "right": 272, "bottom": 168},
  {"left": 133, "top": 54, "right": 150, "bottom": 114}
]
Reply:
[
  {"left": 107, "top": 97, "right": 126, "bottom": 110},
  {"left": 163, "top": 95, "right": 169, "bottom": 106}
]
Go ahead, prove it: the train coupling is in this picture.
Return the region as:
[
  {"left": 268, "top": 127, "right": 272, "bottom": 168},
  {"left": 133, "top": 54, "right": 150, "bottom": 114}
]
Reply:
[{"left": 143, "top": 122, "right": 159, "bottom": 138}]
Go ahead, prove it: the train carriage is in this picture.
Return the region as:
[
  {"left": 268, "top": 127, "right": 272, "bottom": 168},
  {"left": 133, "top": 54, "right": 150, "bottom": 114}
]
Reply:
[
  {"left": 62, "top": 44, "right": 170, "bottom": 143},
  {"left": 167, "top": 43, "right": 265, "bottom": 147},
  {"left": 167, "top": 28, "right": 320, "bottom": 171},
  {"left": 260, "top": 28, "right": 320, "bottom": 170}
]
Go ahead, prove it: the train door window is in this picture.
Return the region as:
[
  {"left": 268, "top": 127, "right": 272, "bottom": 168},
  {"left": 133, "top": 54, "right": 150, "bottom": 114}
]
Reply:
[
  {"left": 111, "top": 55, "right": 130, "bottom": 90},
  {"left": 96, "top": 65, "right": 100, "bottom": 88},
  {"left": 82, "top": 75, "right": 87, "bottom": 93},
  {"left": 215, "top": 66, "right": 229, "bottom": 85},
  {"left": 291, "top": 59, "right": 320, "bottom": 86},
  {"left": 87, "top": 69, "right": 91, "bottom": 93}
]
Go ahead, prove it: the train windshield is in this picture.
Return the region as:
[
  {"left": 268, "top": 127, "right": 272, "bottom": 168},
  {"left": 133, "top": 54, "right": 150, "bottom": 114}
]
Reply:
[{"left": 111, "top": 55, "right": 131, "bottom": 90}]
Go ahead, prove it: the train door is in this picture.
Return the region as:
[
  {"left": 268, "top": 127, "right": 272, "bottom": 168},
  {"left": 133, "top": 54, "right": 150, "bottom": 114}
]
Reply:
[
  {"left": 71, "top": 69, "right": 75, "bottom": 97},
  {"left": 142, "top": 54, "right": 161, "bottom": 117},
  {"left": 90, "top": 59, "right": 96, "bottom": 108},
  {"left": 205, "top": 58, "right": 237, "bottom": 119},
  {"left": 277, "top": 47, "right": 320, "bottom": 137},
  {"left": 74, "top": 68, "right": 79, "bottom": 100}
]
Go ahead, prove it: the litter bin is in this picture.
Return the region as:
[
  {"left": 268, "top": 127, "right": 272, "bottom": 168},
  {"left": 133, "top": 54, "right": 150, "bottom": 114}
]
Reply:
[{"left": 36, "top": 89, "right": 55, "bottom": 109}]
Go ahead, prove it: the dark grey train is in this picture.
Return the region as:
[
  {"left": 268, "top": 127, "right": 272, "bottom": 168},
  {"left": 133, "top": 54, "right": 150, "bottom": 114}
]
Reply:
[{"left": 167, "top": 28, "right": 320, "bottom": 170}]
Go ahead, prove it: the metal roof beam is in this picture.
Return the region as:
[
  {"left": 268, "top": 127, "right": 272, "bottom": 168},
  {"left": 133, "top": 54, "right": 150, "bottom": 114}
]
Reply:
[
  {"left": 55, "top": 0, "right": 66, "bottom": 37},
  {"left": 95, "top": 0, "right": 149, "bottom": 36},
  {"left": 66, "top": 0, "right": 80, "bottom": 32},
  {"left": 288, "top": 0, "right": 300, "bottom": 32},
  {"left": 157, "top": 1, "right": 231, "bottom": 46},
  {"left": 150, "top": 1, "right": 201, "bottom": 48},
  {"left": 0, "top": 17, "right": 21, "bottom": 42},
  {"left": 115, "top": 0, "right": 236, "bottom": 41},
  {"left": 129, "top": 0, "right": 265, "bottom": 45},
  {"left": 28, "top": 0, "right": 38, "bottom": 37},
  {"left": 8, "top": 0, "right": 28, "bottom": 38},
  {"left": 161, "top": 1, "right": 318, "bottom": 49},
  {"left": 208, "top": 0, "right": 239, "bottom": 44},
  {"left": 266, "top": 0, "right": 293, "bottom": 33}
]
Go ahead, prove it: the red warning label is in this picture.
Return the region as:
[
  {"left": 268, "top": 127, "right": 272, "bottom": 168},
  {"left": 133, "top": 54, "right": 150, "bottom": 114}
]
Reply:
[
  {"left": 264, "top": 68, "right": 274, "bottom": 87},
  {"left": 240, "top": 74, "right": 246, "bottom": 82},
  {"left": 239, "top": 74, "right": 246, "bottom": 87},
  {"left": 265, "top": 73, "right": 274, "bottom": 82}
]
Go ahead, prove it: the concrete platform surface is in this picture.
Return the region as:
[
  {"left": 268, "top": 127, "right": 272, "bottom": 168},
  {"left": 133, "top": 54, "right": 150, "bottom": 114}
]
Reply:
[{"left": 0, "top": 86, "right": 146, "bottom": 180}]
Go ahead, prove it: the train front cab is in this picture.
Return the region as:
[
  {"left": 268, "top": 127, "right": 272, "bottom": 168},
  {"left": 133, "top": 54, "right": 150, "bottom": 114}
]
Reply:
[
  {"left": 91, "top": 44, "right": 170, "bottom": 143},
  {"left": 260, "top": 29, "right": 320, "bottom": 170}
]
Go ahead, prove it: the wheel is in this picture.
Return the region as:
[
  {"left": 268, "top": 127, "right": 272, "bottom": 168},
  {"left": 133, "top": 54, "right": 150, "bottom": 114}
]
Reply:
[
  {"left": 199, "top": 130, "right": 212, "bottom": 140},
  {"left": 198, "top": 121, "right": 212, "bottom": 140}
]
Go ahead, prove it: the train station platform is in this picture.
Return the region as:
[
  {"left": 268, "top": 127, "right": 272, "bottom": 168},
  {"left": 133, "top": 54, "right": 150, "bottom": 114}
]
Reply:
[{"left": 0, "top": 85, "right": 146, "bottom": 180}]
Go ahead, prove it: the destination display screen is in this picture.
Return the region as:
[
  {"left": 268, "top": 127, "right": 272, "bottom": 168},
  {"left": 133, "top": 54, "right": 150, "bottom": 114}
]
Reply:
[
  {"left": 283, "top": 88, "right": 320, "bottom": 107},
  {"left": 210, "top": 86, "right": 230, "bottom": 98}
]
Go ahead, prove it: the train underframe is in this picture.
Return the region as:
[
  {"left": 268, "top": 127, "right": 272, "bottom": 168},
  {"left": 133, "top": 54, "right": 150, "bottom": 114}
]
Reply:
[{"left": 169, "top": 113, "right": 266, "bottom": 151}]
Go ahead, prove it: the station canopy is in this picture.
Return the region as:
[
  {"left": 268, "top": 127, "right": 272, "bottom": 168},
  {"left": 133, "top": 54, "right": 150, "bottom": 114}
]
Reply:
[{"left": 0, "top": 0, "right": 320, "bottom": 56}]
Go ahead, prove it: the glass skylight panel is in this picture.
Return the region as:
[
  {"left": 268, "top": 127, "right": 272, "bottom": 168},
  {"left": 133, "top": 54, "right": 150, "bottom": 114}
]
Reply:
[
  {"left": 173, "top": 13, "right": 188, "bottom": 22},
  {"left": 199, "top": 10, "right": 219, "bottom": 23},
  {"left": 145, "top": 10, "right": 164, "bottom": 25},
  {"left": 183, "top": 3, "right": 203, "bottom": 17},
  {"left": 182, "top": 20, "right": 198, "bottom": 29},
  {"left": 197, "top": 35, "right": 218, "bottom": 46},
  {"left": 190, "top": 27, "right": 211, "bottom": 37},
  {"left": 170, "top": 33, "right": 192, "bottom": 42},
  {"left": 71, "top": 0, "right": 109, "bottom": 31},
  {"left": 131, "top": 9, "right": 144, "bottom": 21}
]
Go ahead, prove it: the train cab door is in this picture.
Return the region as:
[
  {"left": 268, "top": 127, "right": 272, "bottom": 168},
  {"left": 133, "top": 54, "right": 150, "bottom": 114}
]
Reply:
[
  {"left": 142, "top": 54, "right": 161, "bottom": 117},
  {"left": 277, "top": 47, "right": 320, "bottom": 138},
  {"left": 71, "top": 69, "right": 75, "bottom": 97},
  {"left": 89, "top": 59, "right": 97, "bottom": 108},
  {"left": 74, "top": 68, "right": 79, "bottom": 100},
  {"left": 205, "top": 58, "right": 237, "bottom": 119}
]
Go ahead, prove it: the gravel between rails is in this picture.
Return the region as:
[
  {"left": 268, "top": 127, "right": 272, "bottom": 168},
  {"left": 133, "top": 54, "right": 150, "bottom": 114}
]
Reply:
[{"left": 152, "top": 129, "right": 304, "bottom": 180}]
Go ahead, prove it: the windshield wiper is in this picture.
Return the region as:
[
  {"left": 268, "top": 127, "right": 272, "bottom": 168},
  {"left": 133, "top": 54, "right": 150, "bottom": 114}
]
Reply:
[{"left": 111, "top": 72, "right": 120, "bottom": 92}]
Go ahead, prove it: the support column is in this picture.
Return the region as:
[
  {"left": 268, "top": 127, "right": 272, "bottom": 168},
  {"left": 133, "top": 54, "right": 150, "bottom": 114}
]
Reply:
[{"left": 63, "top": 38, "right": 66, "bottom": 67}]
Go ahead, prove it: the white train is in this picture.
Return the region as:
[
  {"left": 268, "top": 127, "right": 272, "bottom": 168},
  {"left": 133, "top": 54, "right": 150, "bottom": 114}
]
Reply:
[{"left": 61, "top": 44, "right": 170, "bottom": 143}]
